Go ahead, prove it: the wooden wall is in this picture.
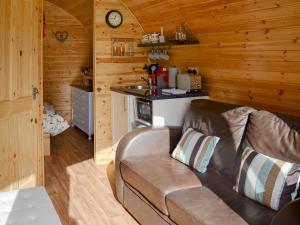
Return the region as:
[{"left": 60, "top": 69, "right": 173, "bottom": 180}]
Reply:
[
  {"left": 93, "top": 0, "right": 147, "bottom": 164},
  {"left": 0, "top": 0, "right": 43, "bottom": 191},
  {"left": 123, "top": 0, "right": 300, "bottom": 116},
  {"left": 46, "top": 0, "right": 93, "bottom": 33},
  {"left": 44, "top": 1, "right": 93, "bottom": 122}
]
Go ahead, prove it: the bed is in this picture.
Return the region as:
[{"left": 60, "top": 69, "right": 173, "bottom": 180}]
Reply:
[
  {"left": 43, "top": 102, "right": 70, "bottom": 156},
  {"left": 43, "top": 102, "right": 70, "bottom": 137}
]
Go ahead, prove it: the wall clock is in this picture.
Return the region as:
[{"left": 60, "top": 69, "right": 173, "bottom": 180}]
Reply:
[{"left": 106, "top": 10, "right": 123, "bottom": 28}]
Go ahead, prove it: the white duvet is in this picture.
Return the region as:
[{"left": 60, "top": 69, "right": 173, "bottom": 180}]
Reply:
[{"left": 43, "top": 102, "right": 70, "bottom": 136}]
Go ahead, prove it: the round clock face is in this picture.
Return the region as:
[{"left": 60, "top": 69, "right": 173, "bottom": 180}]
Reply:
[{"left": 106, "top": 10, "right": 123, "bottom": 28}]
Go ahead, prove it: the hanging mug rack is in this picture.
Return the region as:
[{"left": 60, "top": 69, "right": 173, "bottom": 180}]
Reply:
[{"left": 147, "top": 47, "right": 170, "bottom": 61}]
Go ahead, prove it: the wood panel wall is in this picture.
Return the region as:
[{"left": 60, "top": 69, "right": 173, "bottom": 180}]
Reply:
[
  {"left": 0, "top": 0, "right": 43, "bottom": 191},
  {"left": 93, "top": 0, "right": 147, "bottom": 164},
  {"left": 44, "top": 1, "right": 93, "bottom": 122},
  {"left": 123, "top": 0, "right": 300, "bottom": 116}
]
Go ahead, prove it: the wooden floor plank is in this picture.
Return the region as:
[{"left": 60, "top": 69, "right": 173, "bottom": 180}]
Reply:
[{"left": 45, "top": 128, "right": 138, "bottom": 225}]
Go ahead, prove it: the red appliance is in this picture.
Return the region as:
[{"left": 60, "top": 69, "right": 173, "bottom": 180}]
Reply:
[
  {"left": 143, "top": 64, "right": 168, "bottom": 88},
  {"left": 156, "top": 67, "right": 168, "bottom": 88}
]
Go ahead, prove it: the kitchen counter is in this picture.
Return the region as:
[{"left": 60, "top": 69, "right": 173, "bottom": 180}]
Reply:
[{"left": 110, "top": 86, "right": 209, "bottom": 100}]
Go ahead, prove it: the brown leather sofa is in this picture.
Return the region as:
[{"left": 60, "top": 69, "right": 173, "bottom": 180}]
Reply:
[{"left": 115, "top": 99, "right": 300, "bottom": 225}]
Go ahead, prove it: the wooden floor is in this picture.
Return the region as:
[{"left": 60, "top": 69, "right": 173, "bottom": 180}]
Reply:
[{"left": 45, "top": 128, "right": 138, "bottom": 225}]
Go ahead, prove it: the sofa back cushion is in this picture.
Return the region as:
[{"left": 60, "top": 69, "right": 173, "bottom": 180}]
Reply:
[
  {"left": 241, "top": 110, "right": 300, "bottom": 164},
  {"left": 183, "top": 100, "right": 255, "bottom": 180}
]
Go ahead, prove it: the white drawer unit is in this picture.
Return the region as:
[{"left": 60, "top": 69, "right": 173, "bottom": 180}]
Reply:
[{"left": 71, "top": 86, "right": 94, "bottom": 140}]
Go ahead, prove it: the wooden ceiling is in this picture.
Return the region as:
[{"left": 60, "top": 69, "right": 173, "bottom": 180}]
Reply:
[
  {"left": 121, "top": 0, "right": 242, "bottom": 34},
  {"left": 46, "top": 0, "right": 93, "bottom": 32},
  {"left": 45, "top": 0, "right": 221, "bottom": 35}
]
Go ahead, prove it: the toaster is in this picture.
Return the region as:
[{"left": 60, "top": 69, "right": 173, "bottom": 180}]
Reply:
[{"left": 177, "top": 74, "right": 202, "bottom": 91}]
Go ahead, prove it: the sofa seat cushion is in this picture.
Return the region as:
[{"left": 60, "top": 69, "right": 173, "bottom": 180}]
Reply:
[
  {"left": 197, "top": 169, "right": 276, "bottom": 225},
  {"left": 120, "top": 154, "right": 202, "bottom": 215},
  {"left": 166, "top": 187, "right": 248, "bottom": 225}
]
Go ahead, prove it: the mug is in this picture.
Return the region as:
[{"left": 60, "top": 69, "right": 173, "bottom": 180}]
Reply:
[
  {"left": 141, "top": 34, "right": 151, "bottom": 44},
  {"left": 150, "top": 33, "right": 159, "bottom": 44}
]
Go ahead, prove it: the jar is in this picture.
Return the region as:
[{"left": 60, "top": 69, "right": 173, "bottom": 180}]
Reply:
[{"left": 175, "top": 24, "right": 187, "bottom": 41}]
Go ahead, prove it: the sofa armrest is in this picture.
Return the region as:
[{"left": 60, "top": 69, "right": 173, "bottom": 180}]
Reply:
[
  {"left": 271, "top": 198, "right": 300, "bottom": 225},
  {"left": 115, "top": 126, "right": 182, "bottom": 203}
]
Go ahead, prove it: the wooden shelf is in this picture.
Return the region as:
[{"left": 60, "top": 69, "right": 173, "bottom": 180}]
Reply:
[{"left": 137, "top": 39, "right": 200, "bottom": 47}]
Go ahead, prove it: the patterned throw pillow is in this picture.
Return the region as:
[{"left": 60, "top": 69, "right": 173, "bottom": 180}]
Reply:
[
  {"left": 171, "top": 128, "right": 220, "bottom": 173},
  {"left": 234, "top": 147, "right": 300, "bottom": 211}
]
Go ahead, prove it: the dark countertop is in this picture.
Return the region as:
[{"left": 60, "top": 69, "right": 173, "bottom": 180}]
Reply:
[{"left": 110, "top": 86, "right": 209, "bottom": 100}]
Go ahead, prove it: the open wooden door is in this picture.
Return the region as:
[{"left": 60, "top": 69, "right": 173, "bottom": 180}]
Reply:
[{"left": 0, "top": 0, "right": 44, "bottom": 191}]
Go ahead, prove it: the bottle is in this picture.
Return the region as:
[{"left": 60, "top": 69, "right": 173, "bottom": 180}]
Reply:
[{"left": 159, "top": 26, "right": 165, "bottom": 43}]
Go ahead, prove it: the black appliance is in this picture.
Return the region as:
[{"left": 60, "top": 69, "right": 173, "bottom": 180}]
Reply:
[{"left": 135, "top": 98, "right": 152, "bottom": 126}]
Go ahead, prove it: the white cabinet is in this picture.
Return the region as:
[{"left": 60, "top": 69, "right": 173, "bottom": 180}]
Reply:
[
  {"left": 111, "top": 90, "right": 209, "bottom": 150},
  {"left": 152, "top": 97, "right": 208, "bottom": 127},
  {"left": 71, "top": 86, "right": 94, "bottom": 140},
  {"left": 111, "top": 92, "right": 135, "bottom": 150}
]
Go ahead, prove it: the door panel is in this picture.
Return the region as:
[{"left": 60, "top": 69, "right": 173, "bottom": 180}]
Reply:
[{"left": 0, "top": 0, "right": 43, "bottom": 191}]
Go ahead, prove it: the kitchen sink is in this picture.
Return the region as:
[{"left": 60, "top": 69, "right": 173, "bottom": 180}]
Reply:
[{"left": 126, "top": 85, "right": 149, "bottom": 90}]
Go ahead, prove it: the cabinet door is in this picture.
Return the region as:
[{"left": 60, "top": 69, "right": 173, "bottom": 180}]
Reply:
[{"left": 111, "top": 92, "right": 130, "bottom": 150}]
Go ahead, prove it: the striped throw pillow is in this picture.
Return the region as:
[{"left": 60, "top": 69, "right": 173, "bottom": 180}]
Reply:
[
  {"left": 171, "top": 128, "right": 220, "bottom": 173},
  {"left": 234, "top": 147, "right": 300, "bottom": 211}
]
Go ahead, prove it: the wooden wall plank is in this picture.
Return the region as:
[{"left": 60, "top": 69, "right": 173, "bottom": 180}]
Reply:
[{"left": 93, "top": 0, "right": 147, "bottom": 164}]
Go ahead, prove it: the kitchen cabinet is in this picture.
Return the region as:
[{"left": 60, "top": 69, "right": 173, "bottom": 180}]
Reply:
[
  {"left": 111, "top": 89, "right": 209, "bottom": 150},
  {"left": 151, "top": 97, "right": 207, "bottom": 127},
  {"left": 111, "top": 92, "right": 135, "bottom": 150}
]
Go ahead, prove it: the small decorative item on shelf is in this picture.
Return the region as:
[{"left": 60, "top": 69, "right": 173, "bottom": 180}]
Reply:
[
  {"left": 159, "top": 26, "right": 166, "bottom": 43},
  {"left": 150, "top": 33, "right": 160, "bottom": 44},
  {"left": 111, "top": 38, "right": 134, "bottom": 57},
  {"left": 141, "top": 27, "right": 166, "bottom": 45},
  {"left": 138, "top": 24, "right": 199, "bottom": 47},
  {"left": 81, "top": 67, "right": 93, "bottom": 86},
  {"left": 175, "top": 23, "right": 187, "bottom": 42},
  {"left": 81, "top": 67, "right": 93, "bottom": 76},
  {"left": 138, "top": 39, "right": 199, "bottom": 47},
  {"left": 141, "top": 34, "right": 151, "bottom": 44}
]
